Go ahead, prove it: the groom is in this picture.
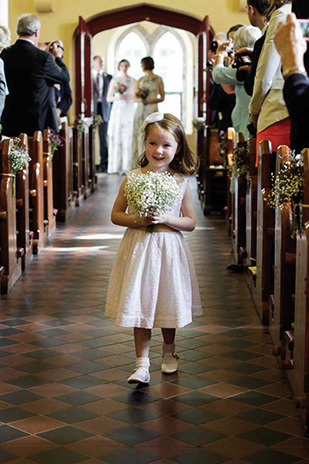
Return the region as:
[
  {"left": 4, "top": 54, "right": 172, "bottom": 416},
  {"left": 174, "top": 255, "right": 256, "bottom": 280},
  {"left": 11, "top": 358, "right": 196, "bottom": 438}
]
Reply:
[{"left": 92, "top": 55, "right": 112, "bottom": 173}]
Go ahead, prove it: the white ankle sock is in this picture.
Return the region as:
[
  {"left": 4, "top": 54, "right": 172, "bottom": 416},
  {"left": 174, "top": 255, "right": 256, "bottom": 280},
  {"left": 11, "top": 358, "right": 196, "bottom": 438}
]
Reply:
[
  {"left": 136, "top": 357, "right": 150, "bottom": 368},
  {"left": 163, "top": 342, "right": 175, "bottom": 354}
]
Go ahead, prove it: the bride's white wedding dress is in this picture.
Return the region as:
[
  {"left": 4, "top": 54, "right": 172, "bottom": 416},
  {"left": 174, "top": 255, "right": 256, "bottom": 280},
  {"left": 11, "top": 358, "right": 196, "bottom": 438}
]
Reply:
[{"left": 107, "top": 75, "right": 135, "bottom": 174}]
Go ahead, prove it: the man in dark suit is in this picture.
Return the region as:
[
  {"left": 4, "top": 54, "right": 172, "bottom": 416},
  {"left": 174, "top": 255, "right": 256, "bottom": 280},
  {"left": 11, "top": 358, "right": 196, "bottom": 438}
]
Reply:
[
  {"left": 92, "top": 55, "right": 112, "bottom": 172},
  {"left": 1, "top": 13, "right": 70, "bottom": 137}
]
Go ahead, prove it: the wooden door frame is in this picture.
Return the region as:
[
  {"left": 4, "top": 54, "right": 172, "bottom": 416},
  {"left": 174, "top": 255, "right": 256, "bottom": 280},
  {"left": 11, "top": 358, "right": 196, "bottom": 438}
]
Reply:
[{"left": 74, "top": 3, "right": 211, "bottom": 118}]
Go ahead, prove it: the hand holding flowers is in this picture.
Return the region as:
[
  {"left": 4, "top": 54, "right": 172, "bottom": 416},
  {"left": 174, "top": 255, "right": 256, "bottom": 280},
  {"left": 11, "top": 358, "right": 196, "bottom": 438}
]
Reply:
[
  {"left": 115, "top": 82, "right": 127, "bottom": 95},
  {"left": 124, "top": 171, "right": 182, "bottom": 232}
]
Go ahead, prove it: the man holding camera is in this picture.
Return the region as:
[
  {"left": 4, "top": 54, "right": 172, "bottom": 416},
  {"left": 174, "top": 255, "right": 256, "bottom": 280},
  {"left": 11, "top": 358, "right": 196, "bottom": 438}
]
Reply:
[{"left": 1, "top": 14, "right": 69, "bottom": 137}]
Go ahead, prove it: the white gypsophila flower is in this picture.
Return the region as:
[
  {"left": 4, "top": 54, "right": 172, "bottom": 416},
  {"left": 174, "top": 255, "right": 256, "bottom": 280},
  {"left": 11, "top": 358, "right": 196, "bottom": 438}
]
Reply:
[{"left": 124, "top": 171, "right": 183, "bottom": 218}]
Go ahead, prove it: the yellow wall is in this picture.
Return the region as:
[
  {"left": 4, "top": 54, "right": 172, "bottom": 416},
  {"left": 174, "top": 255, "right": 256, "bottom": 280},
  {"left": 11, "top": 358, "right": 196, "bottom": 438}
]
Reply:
[
  {"left": 8, "top": 0, "right": 248, "bottom": 123},
  {"left": 9, "top": 0, "right": 249, "bottom": 56}
]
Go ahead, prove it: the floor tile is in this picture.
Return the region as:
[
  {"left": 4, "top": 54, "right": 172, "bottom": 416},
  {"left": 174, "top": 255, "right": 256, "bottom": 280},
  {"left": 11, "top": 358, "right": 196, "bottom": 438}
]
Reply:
[
  {"left": 105, "top": 425, "right": 159, "bottom": 445},
  {"left": 38, "top": 425, "right": 94, "bottom": 445},
  {"left": 0, "top": 175, "right": 307, "bottom": 462}
]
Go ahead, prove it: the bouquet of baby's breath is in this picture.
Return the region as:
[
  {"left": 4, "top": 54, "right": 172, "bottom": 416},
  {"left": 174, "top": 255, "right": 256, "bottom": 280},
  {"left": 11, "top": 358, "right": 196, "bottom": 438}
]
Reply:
[
  {"left": 10, "top": 139, "right": 31, "bottom": 176},
  {"left": 229, "top": 145, "right": 249, "bottom": 176},
  {"left": 264, "top": 153, "right": 304, "bottom": 236},
  {"left": 124, "top": 171, "right": 182, "bottom": 232}
]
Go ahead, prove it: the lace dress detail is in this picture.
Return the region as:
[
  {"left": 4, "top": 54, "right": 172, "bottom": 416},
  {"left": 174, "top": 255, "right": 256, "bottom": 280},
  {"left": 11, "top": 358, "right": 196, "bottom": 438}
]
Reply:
[
  {"left": 105, "top": 171, "right": 202, "bottom": 328},
  {"left": 107, "top": 76, "right": 135, "bottom": 173}
]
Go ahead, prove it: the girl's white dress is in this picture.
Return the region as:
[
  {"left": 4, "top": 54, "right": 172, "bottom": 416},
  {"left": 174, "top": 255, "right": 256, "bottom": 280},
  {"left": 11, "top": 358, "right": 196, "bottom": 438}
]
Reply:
[
  {"left": 105, "top": 171, "right": 202, "bottom": 329},
  {"left": 107, "top": 76, "right": 135, "bottom": 174}
]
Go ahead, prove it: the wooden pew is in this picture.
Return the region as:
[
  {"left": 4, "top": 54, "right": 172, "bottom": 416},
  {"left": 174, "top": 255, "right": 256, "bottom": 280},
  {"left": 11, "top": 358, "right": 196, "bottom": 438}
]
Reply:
[
  {"left": 73, "top": 126, "right": 84, "bottom": 206},
  {"left": 88, "top": 122, "right": 97, "bottom": 193},
  {"left": 256, "top": 140, "right": 276, "bottom": 325},
  {"left": 53, "top": 122, "right": 75, "bottom": 222},
  {"left": 28, "top": 131, "right": 45, "bottom": 254},
  {"left": 272, "top": 146, "right": 296, "bottom": 362},
  {"left": 232, "top": 133, "right": 247, "bottom": 265},
  {"left": 0, "top": 139, "right": 23, "bottom": 293},
  {"left": 246, "top": 138, "right": 258, "bottom": 277},
  {"left": 43, "top": 129, "right": 56, "bottom": 237},
  {"left": 203, "top": 128, "right": 228, "bottom": 215},
  {"left": 16, "top": 134, "right": 32, "bottom": 269},
  {"left": 292, "top": 148, "right": 309, "bottom": 434},
  {"left": 226, "top": 127, "right": 236, "bottom": 236}
]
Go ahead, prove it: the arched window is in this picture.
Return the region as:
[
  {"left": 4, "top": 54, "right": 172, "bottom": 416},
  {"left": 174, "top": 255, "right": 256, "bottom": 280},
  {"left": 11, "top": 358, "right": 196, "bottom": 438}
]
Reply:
[
  {"left": 153, "top": 31, "right": 184, "bottom": 120},
  {"left": 115, "top": 31, "right": 147, "bottom": 79}
]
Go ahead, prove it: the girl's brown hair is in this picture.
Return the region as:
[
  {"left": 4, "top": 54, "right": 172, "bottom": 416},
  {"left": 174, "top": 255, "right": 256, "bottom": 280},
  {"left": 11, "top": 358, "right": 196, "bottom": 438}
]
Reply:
[
  {"left": 138, "top": 113, "right": 199, "bottom": 175},
  {"left": 265, "top": 0, "right": 291, "bottom": 20}
]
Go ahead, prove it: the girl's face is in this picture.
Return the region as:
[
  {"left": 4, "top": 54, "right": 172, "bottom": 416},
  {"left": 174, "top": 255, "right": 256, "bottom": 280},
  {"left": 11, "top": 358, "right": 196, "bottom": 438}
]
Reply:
[
  {"left": 119, "top": 61, "right": 129, "bottom": 73},
  {"left": 145, "top": 125, "right": 179, "bottom": 172}
]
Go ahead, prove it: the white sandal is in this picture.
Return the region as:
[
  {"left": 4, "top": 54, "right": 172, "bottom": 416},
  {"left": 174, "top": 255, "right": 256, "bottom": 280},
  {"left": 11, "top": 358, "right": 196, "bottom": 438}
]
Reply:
[{"left": 127, "top": 367, "right": 150, "bottom": 384}]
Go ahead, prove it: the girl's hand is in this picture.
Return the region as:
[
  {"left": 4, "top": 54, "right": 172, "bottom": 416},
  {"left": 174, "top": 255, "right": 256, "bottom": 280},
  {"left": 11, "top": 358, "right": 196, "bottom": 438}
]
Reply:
[{"left": 146, "top": 212, "right": 167, "bottom": 225}]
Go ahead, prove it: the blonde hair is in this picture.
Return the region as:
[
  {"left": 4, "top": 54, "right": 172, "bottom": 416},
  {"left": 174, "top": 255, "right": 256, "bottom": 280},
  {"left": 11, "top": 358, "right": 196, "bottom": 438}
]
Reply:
[
  {"left": 265, "top": 0, "right": 291, "bottom": 20},
  {"left": 139, "top": 113, "right": 199, "bottom": 175},
  {"left": 0, "top": 25, "right": 11, "bottom": 50}
]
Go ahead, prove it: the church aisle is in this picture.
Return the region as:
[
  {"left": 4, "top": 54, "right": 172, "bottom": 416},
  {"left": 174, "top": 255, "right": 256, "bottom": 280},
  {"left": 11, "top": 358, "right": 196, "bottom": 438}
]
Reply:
[{"left": 0, "top": 175, "right": 308, "bottom": 464}]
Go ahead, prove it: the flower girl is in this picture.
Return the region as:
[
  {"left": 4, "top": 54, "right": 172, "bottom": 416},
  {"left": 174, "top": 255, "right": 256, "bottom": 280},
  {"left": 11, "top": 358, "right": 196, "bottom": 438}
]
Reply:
[{"left": 105, "top": 112, "right": 202, "bottom": 384}]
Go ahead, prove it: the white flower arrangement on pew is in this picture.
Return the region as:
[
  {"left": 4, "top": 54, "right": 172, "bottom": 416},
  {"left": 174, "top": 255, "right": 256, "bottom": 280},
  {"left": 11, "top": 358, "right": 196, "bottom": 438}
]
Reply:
[
  {"left": 230, "top": 145, "right": 249, "bottom": 177},
  {"left": 92, "top": 114, "right": 103, "bottom": 128},
  {"left": 192, "top": 117, "right": 206, "bottom": 131},
  {"left": 74, "top": 115, "right": 87, "bottom": 134},
  {"left": 265, "top": 152, "right": 304, "bottom": 236},
  {"left": 10, "top": 138, "right": 31, "bottom": 176},
  {"left": 124, "top": 171, "right": 182, "bottom": 233}
]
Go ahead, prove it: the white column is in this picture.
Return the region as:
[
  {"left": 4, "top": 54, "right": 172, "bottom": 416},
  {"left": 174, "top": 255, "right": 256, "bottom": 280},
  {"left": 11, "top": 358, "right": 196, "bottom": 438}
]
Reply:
[{"left": 0, "top": 0, "right": 9, "bottom": 27}]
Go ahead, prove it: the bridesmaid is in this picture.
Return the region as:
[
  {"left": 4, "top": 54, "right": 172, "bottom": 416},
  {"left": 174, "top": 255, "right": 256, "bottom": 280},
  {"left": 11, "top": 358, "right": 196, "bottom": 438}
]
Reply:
[
  {"left": 107, "top": 59, "right": 135, "bottom": 174},
  {"left": 131, "top": 56, "right": 165, "bottom": 168}
]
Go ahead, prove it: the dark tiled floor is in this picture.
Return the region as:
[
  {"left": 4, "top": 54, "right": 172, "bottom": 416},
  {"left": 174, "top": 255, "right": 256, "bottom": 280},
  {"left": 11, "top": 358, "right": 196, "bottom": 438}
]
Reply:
[{"left": 0, "top": 174, "right": 308, "bottom": 463}]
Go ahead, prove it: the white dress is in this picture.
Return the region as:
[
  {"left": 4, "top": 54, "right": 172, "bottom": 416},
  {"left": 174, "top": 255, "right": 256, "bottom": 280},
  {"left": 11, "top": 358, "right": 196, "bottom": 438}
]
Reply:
[
  {"left": 131, "top": 75, "right": 163, "bottom": 169},
  {"left": 105, "top": 171, "right": 202, "bottom": 329},
  {"left": 107, "top": 76, "right": 135, "bottom": 174}
]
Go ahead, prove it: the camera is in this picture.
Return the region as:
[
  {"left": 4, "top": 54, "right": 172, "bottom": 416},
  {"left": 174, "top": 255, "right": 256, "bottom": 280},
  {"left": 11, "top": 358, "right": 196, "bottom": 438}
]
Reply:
[
  {"left": 210, "top": 40, "right": 218, "bottom": 53},
  {"left": 45, "top": 41, "right": 65, "bottom": 52},
  {"left": 298, "top": 19, "right": 309, "bottom": 41},
  {"left": 232, "top": 51, "right": 252, "bottom": 69}
]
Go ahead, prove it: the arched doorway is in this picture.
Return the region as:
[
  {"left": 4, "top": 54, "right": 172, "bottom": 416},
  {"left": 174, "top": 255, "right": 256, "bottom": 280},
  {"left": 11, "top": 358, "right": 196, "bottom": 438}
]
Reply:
[{"left": 74, "top": 3, "right": 210, "bottom": 126}]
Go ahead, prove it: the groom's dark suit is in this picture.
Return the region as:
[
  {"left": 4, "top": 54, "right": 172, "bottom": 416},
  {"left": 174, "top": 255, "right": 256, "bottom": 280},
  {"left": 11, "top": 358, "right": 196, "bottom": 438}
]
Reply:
[
  {"left": 93, "top": 71, "right": 112, "bottom": 171},
  {"left": 1, "top": 39, "right": 70, "bottom": 136}
]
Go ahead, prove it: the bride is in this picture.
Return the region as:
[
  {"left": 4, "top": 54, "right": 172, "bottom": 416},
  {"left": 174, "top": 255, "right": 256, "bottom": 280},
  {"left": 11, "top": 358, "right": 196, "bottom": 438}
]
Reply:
[{"left": 106, "top": 59, "right": 135, "bottom": 174}]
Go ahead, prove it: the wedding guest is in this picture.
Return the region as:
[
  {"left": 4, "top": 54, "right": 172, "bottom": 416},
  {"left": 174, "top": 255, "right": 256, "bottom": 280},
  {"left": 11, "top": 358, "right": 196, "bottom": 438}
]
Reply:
[
  {"left": 0, "top": 25, "right": 10, "bottom": 129},
  {"left": 1, "top": 14, "right": 69, "bottom": 136},
  {"left": 242, "top": 0, "right": 270, "bottom": 97},
  {"left": 106, "top": 59, "right": 136, "bottom": 174},
  {"left": 92, "top": 55, "right": 112, "bottom": 173},
  {"left": 249, "top": 0, "right": 292, "bottom": 165},
  {"left": 274, "top": 13, "right": 309, "bottom": 151},
  {"left": 131, "top": 56, "right": 165, "bottom": 168},
  {"left": 213, "top": 25, "right": 262, "bottom": 139}
]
